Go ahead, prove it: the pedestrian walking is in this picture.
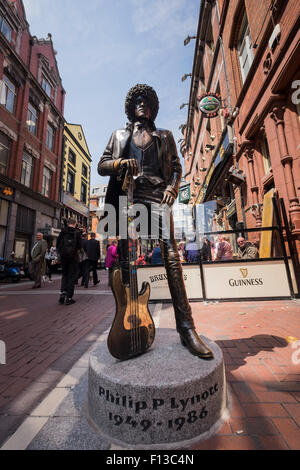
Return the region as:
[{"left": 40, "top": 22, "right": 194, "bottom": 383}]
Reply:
[
  {"left": 56, "top": 218, "right": 82, "bottom": 305},
  {"left": 86, "top": 233, "right": 100, "bottom": 287},
  {"left": 45, "top": 240, "right": 57, "bottom": 282},
  {"left": 78, "top": 232, "right": 89, "bottom": 287},
  {"left": 215, "top": 235, "right": 233, "bottom": 261},
  {"left": 30, "top": 232, "right": 47, "bottom": 288},
  {"left": 105, "top": 240, "right": 118, "bottom": 287}
]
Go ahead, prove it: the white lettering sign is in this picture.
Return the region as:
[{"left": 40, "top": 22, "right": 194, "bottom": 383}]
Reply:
[
  {"left": 204, "top": 260, "right": 290, "bottom": 299},
  {"left": 137, "top": 265, "right": 203, "bottom": 301}
]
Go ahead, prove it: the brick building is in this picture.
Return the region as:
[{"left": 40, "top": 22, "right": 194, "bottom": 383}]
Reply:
[
  {"left": 181, "top": 0, "right": 300, "bottom": 272},
  {"left": 0, "top": 0, "right": 65, "bottom": 262}
]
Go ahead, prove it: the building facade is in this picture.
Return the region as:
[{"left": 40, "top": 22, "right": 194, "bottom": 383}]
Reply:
[
  {"left": 0, "top": 0, "right": 65, "bottom": 262},
  {"left": 89, "top": 184, "right": 107, "bottom": 262},
  {"left": 61, "top": 123, "right": 91, "bottom": 230},
  {"left": 181, "top": 0, "right": 300, "bottom": 267}
]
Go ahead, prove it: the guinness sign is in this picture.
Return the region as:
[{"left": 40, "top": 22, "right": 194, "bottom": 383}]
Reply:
[{"left": 198, "top": 92, "right": 221, "bottom": 118}]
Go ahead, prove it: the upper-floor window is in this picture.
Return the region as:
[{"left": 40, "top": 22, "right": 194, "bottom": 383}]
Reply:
[
  {"left": 27, "top": 103, "right": 38, "bottom": 135},
  {"left": 21, "top": 152, "right": 34, "bottom": 188},
  {"left": 0, "top": 132, "right": 10, "bottom": 176},
  {"left": 69, "top": 149, "right": 76, "bottom": 166},
  {"left": 0, "top": 16, "right": 12, "bottom": 42},
  {"left": 0, "top": 75, "right": 16, "bottom": 114},
  {"left": 261, "top": 135, "right": 271, "bottom": 174},
  {"left": 42, "top": 166, "right": 52, "bottom": 198},
  {"left": 82, "top": 163, "right": 88, "bottom": 178},
  {"left": 46, "top": 123, "right": 55, "bottom": 152},
  {"left": 237, "top": 11, "right": 254, "bottom": 84},
  {"left": 66, "top": 170, "right": 75, "bottom": 194},
  {"left": 81, "top": 181, "right": 87, "bottom": 204},
  {"left": 41, "top": 77, "right": 52, "bottom": 97}
]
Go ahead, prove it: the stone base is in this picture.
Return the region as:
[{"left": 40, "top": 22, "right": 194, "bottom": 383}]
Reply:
[{"left": 87, "top": 328, "right": 230, "bottom": 449}]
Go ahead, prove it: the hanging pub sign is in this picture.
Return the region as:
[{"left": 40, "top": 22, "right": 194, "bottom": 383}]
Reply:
[
  {"left": 198, "top": 92, "right": 221, "bottom": 118},
  {"left": 179, "top": 184, "right": 190, "bottom": 204}
]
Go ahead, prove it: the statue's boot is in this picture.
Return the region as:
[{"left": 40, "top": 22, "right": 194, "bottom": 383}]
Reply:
[{"left": 160, "top": 239, "right": 214, "bottom": 360}]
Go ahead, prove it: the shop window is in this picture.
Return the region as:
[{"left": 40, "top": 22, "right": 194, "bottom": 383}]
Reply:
[
  {"left": 0, "top": 75, "right": 17, "bottom": 114},
  {"left": 237, "top": 11, "right": 254, "bottom": 84},
  {"left": 46, "top": 123, "right": 55, "bottom": 152},
  {"left": 261, "top": 135, "right": 271, "bottom": 174},
  {"left": 42, "top": 166, "right": 52, "bottom": 198},
  {"left": 0, "top": 132, "right": 11, "bottom": 175},
  {"left": 21, "top": 152, "right": 34, "bottom": 188},
  {"left": 67, "top": 170, "right": 75, "bottom": 195},
  {"left": 27, "top": 103, "right": 38, "bottom": 135}
]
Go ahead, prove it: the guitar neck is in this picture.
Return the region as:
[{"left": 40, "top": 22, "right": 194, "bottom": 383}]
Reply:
[{"left": 127, "top": 174, "right": 138, "bottom": 299}]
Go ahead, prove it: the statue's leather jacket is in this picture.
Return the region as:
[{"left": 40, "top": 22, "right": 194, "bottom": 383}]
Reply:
[{"left": 98, "top": 127, "right": 182, "bottom": 212}]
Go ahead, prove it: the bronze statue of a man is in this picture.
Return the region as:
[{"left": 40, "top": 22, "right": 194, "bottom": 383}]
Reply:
[{"left": 98, "top": 84, "right": 213, "bottom": 359}]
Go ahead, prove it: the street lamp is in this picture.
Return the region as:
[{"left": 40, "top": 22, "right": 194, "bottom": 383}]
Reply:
[
  {"left": 181, "top": 73, "right": 192, "bottom": 82},
  {"left": 184, "top": 35, "right": 196, "bottom": 46},
  {"left": 180, "top": 103, "right": 189, "bottom": 110}
]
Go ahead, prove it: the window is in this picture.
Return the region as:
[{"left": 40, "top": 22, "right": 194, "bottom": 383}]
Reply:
[
  {"left": 67, "top": 170, "right": 75, "bottom": 194},
  {"left": 27, "top": 103, "right": 38, "bottom": 135},
  {"left": 41, "top": 77, "right": 52, "bottom": 97},
  {"left": 42, "top": 166, "right": 52, "bottom": 197},
  {"left": 69, "top": 149, "right": 76, "bottom": 166},
  {"left": 46, "top": 124, "right": 55, "bottom": 151},
  {"left": 0, "top": 16, "right": 12, "bottom": 42},
  {"left": 261, "top": 135, "right": 271, "bottom": 174},
  {"left": 80, "top": 181, "right": 87, "bottom": 204},
  {"left": 21, "top": 152, "right": 34, "bottom": 188},
  {"left": 82, "top": 163, "right": 88, "bottom": 178},
  {"left": 0, "top": 132, "right": 10, "bottom": 175},
  {"left": 0, "top": 75, "right": 16, "bottom": 113},
  {"left": 237, "top": 12, "right": 254, "bottom": 84}
]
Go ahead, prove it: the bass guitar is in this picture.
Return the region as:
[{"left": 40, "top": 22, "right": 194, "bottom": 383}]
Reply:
[{"left": 107, "top": 169, "right": 155, "bottom": 360}]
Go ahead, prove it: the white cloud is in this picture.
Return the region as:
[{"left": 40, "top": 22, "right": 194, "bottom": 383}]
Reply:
[
  {"left": 130, "top": 0, "right": 197, "bottom": 46},
  {"left": 22, "top": 0, "right": 41, "bottom": 18}
]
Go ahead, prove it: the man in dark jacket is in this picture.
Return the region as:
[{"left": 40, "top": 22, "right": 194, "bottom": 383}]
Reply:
[
  {"left": 85, "top": 233, "right": 100, "bottom": 287},
  {"left": 237, "top": 237, "right": 259, "bottom": 259},
  {"left": 57, "top": 218, "right": 82, "bottom": 305},
  {"left": 98, "top": 83, "right": 213, "bottom": 359}
]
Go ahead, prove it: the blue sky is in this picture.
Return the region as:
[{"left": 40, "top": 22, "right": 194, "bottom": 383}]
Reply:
[{"left": 23, "top": 0, "right": 200, "bottom": 187}]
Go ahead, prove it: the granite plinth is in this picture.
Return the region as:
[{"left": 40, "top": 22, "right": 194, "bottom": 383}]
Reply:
[{"left": 87, "top": 328, "right": 230, "bottom": 449}]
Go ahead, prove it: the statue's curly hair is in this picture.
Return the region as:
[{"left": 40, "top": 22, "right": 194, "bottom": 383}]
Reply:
[{"left": 125, "top": 84, "right": 159, "bottom": 123}]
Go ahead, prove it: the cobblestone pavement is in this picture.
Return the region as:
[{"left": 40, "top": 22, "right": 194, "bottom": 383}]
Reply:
[
  {"left": 0, "top": 271, "right": 113, "bottom": 446},
  {"left": 0, "top": 271, "right": 299, "bottom": 450}
]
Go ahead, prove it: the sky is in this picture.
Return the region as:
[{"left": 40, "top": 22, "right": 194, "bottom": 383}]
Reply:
[{"left": 22, "top": 0, "right": 200, "bottom": 187}]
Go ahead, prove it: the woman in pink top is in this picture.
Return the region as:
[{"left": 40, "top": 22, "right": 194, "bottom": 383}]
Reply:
[
  {"left": 216, "top": 236, "right": 233, "bottom": 261},
  {"left": 105, "top": 240, "right": 118, "bottom": 286}
]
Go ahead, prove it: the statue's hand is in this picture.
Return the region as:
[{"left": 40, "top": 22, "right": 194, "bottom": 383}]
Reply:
[
  {"left": 114, "top": 158, "right": 139, "bottom": 176},
  {"left": 161, "top": 189, "right": 176, "bottom": 207}
]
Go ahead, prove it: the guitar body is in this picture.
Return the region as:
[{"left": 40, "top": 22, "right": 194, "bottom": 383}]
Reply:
[{"left": 108, "top": 268, "right": 155, "bottom": 361}]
